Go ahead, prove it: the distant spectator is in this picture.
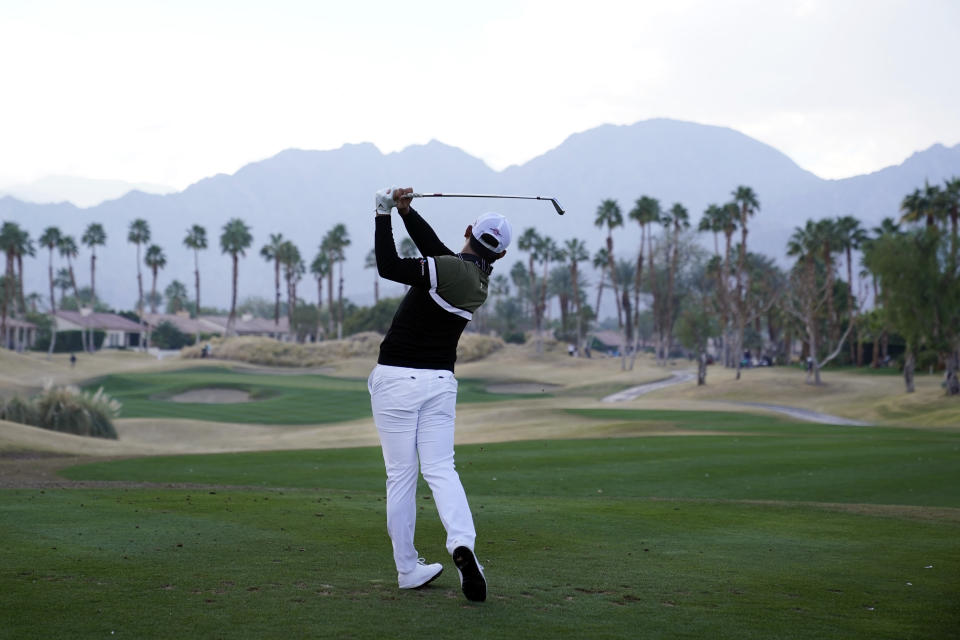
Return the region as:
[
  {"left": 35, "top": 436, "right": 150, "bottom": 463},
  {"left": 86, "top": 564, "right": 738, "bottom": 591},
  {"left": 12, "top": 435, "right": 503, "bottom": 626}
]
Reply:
[{"left": 70, "top": 352, "right": 77, "bottom": 368}]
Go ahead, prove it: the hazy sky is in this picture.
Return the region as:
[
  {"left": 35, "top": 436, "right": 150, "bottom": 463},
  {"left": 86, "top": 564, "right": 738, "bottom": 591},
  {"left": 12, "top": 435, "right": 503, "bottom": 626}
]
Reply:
[{"left": 1, "top": 0, "right": 958, "bottom": 191}]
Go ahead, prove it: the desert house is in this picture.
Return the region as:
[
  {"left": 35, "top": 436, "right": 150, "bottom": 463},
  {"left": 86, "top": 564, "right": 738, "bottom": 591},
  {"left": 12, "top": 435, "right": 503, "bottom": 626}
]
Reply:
[
  {"left": 2, "top": 317, "right": 38, "bottom": 350},
  {"left": 196, "top": 314, "right": 291, "bottom": 341},
  {"left": 54, "top": 309, "right": 144, "bottom": 349}
]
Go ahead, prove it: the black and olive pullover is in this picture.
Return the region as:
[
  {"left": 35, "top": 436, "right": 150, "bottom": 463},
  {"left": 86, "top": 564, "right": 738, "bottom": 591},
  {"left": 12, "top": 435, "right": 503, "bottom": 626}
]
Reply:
[{"left": 375, "top": 208, "right": 491, "bottom": 373}]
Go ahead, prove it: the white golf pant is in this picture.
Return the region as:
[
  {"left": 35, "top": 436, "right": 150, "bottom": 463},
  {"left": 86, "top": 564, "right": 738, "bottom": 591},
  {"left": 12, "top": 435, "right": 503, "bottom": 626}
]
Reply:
[{"left": 368, "top": 364, "right": 477, "bottom": 574}]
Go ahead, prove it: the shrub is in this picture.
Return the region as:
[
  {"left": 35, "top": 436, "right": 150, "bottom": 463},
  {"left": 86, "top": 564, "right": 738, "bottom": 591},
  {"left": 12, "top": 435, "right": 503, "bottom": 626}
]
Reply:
[
  {"left": 181, "top": 333, "right": 384, "bottom": 367},
  {"left": 457, "top": 333, "right": 505, "bottom": 362},
  {"left": 0, "top": 383, "right": 120, "bottom": 439},
  {"left": 32, "top": 330, "right": 106, "bottom": 353},
  {"left": 151, "top": 321, "right": 194, "bottom": 349},
  {"left": 502, "top": 331, "right": 527, "bottom": 345},
  {"left": 0, "top": 395, "right": 39, "bottom": 426}
]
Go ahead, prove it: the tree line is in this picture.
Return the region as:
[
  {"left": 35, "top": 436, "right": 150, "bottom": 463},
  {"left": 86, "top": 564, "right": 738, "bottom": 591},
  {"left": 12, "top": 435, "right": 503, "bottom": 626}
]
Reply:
[{"left": 2, "top": 177, "right": 958, "bottom": 395}]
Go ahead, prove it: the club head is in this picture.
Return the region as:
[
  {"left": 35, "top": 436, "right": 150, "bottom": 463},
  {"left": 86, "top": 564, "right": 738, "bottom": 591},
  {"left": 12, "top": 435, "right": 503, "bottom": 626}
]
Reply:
[{"left": 550, "top": 198, "right": 565, "bottom": 215}]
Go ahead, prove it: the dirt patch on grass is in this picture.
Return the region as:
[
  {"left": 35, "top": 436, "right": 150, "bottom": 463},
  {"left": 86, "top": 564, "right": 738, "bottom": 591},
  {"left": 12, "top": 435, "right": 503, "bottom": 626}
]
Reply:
[
  {"left": 168, "top": 388, "right": 252, "bottom": 404},
  {"left": 486, "top": 382, "right": 562, "bottom": 394}
]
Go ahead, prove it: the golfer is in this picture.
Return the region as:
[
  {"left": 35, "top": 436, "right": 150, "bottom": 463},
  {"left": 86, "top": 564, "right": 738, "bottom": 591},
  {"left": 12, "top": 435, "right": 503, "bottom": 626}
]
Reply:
[{"left": 369, "top": 186, "right": 512, "bottom": 602}]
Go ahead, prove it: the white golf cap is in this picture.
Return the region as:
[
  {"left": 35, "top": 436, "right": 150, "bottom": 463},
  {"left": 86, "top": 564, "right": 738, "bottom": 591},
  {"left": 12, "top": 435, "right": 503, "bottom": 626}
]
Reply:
[{"left": 471, "top": 212, "right": 512, "bottom": 253}]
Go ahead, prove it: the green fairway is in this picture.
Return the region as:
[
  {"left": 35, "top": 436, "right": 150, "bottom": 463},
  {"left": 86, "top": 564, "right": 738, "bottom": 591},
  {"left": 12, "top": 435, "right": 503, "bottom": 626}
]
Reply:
[
  {"left": 3, "top": 411, "right": 959, "bottom": 639},
  {"left": 81, "top": 367, "right": 544, "bottom": 424}
]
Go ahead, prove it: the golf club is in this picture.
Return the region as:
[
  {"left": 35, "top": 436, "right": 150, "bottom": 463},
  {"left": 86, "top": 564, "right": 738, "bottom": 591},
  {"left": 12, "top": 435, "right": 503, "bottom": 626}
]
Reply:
[{"left": 408, "top": 192, "right": 565, "bottom": 215}]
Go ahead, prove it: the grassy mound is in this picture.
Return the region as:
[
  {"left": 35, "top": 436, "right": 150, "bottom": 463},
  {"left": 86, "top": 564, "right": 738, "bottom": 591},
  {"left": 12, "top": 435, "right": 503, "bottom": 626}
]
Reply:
[
  {"left": 180, "top": 332, "right": 504, "bottom": 367},
  {"left": 0, "top": 383, "right": 120, "bottom": 439}
]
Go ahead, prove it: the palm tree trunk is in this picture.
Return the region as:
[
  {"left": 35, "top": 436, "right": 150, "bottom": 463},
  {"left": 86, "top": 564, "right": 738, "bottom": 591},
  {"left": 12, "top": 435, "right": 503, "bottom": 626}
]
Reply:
[
  {"left": 274, "top": 259, "right": 281, "bottom": 326},
  {"left": 316, "top": 277, "right": 323, "bottom": 342},
  {"left": 593, "top": 269, "right": 605, "bottom": 320},
  {"left": 150, "top": 268, "right": 158, "bottom": 314},
  {"left": 87, "top": 251, "right": 96, "bottom": 352},
  {"left": 16, "top": 253, "right": 26, "bottom": 313},
  {"left": 47, "top": 249, "right": 57, "bottom": 358},
  {"left": 326, "top": 270, "right": 334, "bottom": 337},
  {"left": 606, "top": 235, "right": 622, "bottom": 328},
  {"left": 337, "top": 260, "right": 344, "bottom": 340},
  {"left": 193, "top": 249, "right": 202, "bottom": 343},
  {"left": 227, "top": 254, "right": 239, "bottom": 337},
  {"left": 629, "top": 228, "right": 644, "bottom": 370}
]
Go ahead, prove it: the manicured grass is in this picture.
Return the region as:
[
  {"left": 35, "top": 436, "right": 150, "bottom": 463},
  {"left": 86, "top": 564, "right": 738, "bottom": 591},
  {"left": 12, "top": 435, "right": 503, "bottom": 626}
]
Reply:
[
  {"left": 81, "top": 367, "right": 544, "bottom": 424},
  {"left": 3, "top": 412, "right": 959, "bottom": 638}
]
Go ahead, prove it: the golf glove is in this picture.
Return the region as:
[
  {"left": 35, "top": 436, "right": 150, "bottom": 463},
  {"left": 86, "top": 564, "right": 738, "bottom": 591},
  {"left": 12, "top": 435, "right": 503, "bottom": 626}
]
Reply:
[{"left": 376, "top": 187, "right": 396, "bottom": 216}]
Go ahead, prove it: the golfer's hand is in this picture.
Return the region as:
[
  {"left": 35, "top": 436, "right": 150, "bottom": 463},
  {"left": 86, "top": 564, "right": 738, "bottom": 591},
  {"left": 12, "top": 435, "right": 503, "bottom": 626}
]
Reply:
[
  {"left": 393, "top": 187, "right": 413, "bottom": 215},
  {"left": 375, "top": 187, "right": 396, "bottom": 216}
]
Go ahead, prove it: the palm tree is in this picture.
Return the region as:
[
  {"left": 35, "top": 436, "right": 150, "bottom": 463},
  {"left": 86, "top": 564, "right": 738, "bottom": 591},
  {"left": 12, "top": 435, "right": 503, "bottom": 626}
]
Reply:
[
  {"left": 320, "top": 224, "right": 350, "bottom": 339},
  {"left": 517, "top": 228, "right": 541, "bottom": 317},
  {"left": 164, "top": 280, "right": 189, "bottom": 313},
  {"left": 220, "top": 218, "right": 253, "bottom": 337},
  {"left": 563, "top": 238, "right": 589, "bottom": 355},
  {"left": 81, "top": 223, "right": 106, "bottom": 306},
  {"left": 663, "top": 203, "right": 691, "bottom": 363},
  {"left": 54, "top": 268, "right": 73, "bottom": 308},
  {"left": 39, "top": 227, "right": 62, "bottom": 357},
  {"left": 81, "top": 223, "right": 106, "bottom": 352},
  {"left": 942, "top": 177, "right": 960, "bottom": 271},
  {"left": 836, "top": 215, "right": 867, "bottom": 364},
  {"left": 698, "top": 204, "right": 723, "bottom": 256},
  {"left": 277, "top": 240, "right": 302, "bottom": 331},
  {"left": 57, "top": 235, "right": 80, "bottom": 299},
  {"left": 260, "top": 233, "right": 286, "bottom": 326},
  {"left": 0, "top": 223, "right": 33, "bottom": 317},
  {"left": 900, "top": 182, "right": 942, "bottom": 229},
  {"left": 127, "top": 219, "right": 151, "bottom": 320},
  {"left": 310, "top": 251, "right": 331, "bottom": 340},
  {"left": 594, "top": 199, "right": 624, "bottom": 326},
  {"left": 629, "top": 196, "right": 661, "bottom": 350},
  {"left": 57, "top": 234, "right": 84, "bottom": 349},
  {"left": 183, "top": 225, "right": 208, "bottom": 318},
  {"left": 144, "top": 244, "right": 167, "bottom": 314},
  {"left": 786, "top": 220, "right": 821, "bottom": 382},
  {"left": 592, "top": 247, "right": 610, "bottom": 317},
  {"left": 0, "top": 223, "right": 18, "bottom": 345},
  {"left": 731, "top": 186, "right": 760, "bottom": 378}
]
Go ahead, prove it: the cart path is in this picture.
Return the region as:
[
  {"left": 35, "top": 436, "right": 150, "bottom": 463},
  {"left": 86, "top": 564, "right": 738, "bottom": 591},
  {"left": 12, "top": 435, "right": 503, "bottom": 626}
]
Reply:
[{"left": 601, "top": 370, "right": 871, "bottom": 426}]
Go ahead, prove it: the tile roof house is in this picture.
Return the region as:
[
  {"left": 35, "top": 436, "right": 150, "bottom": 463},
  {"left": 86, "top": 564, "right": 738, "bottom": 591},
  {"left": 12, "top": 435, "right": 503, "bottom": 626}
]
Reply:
[
  {"left": 198, "top": 314, "right": 290, "bottom": 340},
  {"left": 54, "top": 310, "right": 144, "bottom": 349}
]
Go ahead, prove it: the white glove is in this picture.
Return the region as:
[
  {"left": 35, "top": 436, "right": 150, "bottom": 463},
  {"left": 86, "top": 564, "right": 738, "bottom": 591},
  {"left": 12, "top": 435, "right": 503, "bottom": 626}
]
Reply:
[{"left": 375, "top": 187, "right": 396, "bottom": 215}]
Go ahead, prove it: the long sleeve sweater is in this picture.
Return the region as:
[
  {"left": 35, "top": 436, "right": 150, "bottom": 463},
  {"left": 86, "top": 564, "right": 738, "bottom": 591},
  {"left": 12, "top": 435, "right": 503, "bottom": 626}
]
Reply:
[{"left": 374, "top": 209, "right": 491, "bottom": 372}]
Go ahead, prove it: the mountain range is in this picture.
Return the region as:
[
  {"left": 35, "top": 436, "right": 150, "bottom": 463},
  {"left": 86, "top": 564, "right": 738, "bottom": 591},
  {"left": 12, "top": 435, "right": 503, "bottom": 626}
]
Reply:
[{"left": 2, "top": 118, "right": 959, "bottom": 315}]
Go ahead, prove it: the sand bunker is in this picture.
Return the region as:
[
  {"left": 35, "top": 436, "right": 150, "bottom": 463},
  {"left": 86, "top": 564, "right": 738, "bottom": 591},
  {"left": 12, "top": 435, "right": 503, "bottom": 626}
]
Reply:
[{"left": 168, "top": 389, "right": 251, "bottom": 404}]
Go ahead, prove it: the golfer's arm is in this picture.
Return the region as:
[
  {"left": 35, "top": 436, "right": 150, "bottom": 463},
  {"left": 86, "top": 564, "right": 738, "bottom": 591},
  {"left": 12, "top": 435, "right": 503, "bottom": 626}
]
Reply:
[
  {"left": 400, "top": 208, "right": 454, "bottom": 257},
  {"left": 375, "top": 215, "right": 430, "bottom": 287}
]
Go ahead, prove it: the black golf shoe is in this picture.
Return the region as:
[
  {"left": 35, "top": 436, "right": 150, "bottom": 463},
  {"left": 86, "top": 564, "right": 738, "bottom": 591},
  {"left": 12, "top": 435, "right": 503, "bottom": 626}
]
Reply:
[{"left": 452, "top": 546, "right": 486, "bottom": 602}]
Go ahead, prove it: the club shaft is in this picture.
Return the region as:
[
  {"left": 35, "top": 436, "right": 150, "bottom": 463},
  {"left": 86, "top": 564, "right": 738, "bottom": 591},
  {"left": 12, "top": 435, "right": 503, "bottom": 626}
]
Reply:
[{"left": 408, "top": 192, "right": 565, "bottom": 215}]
